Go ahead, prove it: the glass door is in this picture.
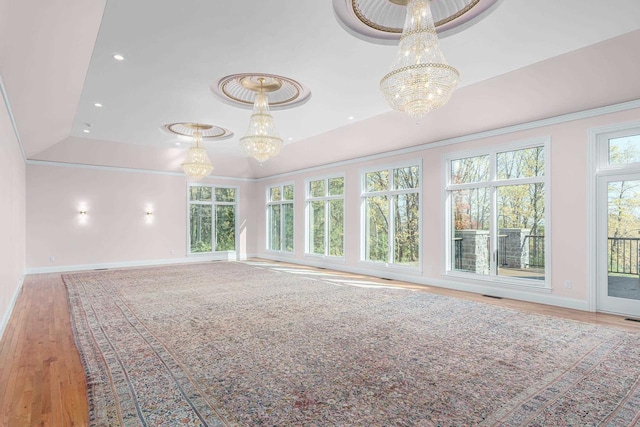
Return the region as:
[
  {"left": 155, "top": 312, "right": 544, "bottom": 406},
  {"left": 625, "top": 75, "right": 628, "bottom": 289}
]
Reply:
[{"left": 597, "top": 173, "right": 640, "bottom": 316}]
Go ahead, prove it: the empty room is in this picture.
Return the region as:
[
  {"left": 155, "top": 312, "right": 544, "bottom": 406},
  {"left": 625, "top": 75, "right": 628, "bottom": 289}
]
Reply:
[{"left": 2, "top": 0, "right": 640, "bottom": 425}]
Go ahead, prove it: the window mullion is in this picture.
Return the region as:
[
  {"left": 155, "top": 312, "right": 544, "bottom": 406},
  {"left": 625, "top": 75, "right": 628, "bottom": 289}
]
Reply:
[
  {"left": 388, "top": 193, "right": 394, "bottom": 264},
  {"left": 324, "top": 199, "right": 330, "bottom": 256}
]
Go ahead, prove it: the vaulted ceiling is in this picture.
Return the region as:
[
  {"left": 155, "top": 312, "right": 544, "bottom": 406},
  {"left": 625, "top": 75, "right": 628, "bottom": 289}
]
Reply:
[{"left": 2, "top": 0, "right": 640, "bottom": 178}]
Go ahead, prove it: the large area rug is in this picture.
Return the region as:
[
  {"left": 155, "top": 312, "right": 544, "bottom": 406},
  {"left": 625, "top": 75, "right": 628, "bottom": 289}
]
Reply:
[{"left": 63, "top": 261, "right": 640, "bottom": 426}]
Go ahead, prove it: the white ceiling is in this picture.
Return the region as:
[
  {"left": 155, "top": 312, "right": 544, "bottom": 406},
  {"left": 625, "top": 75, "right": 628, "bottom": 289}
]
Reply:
[{"left": 4, "top": 0, "right": 640, "bottom": 178}]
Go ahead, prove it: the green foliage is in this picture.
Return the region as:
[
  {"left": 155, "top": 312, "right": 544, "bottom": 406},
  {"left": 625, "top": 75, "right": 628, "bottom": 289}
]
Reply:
[
  {"left": 269, "top": 205, "right": 282, "bottom": 250},
  {"left": 309, "top": 180, "right": 325, "bottom": 198},
  {"left": 283, "top": 203, "right": 294, "bottom": 252},
  {"left": 270, "top": 187, "right": 281, "bottom": 202},
  {"left": 328, "top": 177, "right": 344, "bottom": 196},
  {"left": 189, "top": 185, "right": 236, "bottom": 253},
  {"left": 310, "top": 201, "right": 325, "bottom": 254},
  {"left": 364, "top": 166, "right": 420, "bottom": 264},
  {"left": 366, "top": 170, "right": 389, "bottom": 192},
  {"left": 215, "top": 188, "right": 236, "bottom": 202},
  {"left": 189, "top": 186, "right": 212, "bottom": 202},
  {"left": 394, "top": 193, "right": 419, "bottom": 265},
  {"left": 606, "top": 142, "right": 640, "bottom": 273},
  {"left": 190, "top": 204, "right": 212, "bottom": 253},
  {"left": 451, "top": 147, "right": 546, "bottom": 270},
  {"left": 365, "top": 196, "right": 389, "bottom": 262},
  {"left": 216, "top": 205, "right": 235, "bottom": 251},
  {"left": 328, "top": 199, "right": 344, "bottom": 256}
]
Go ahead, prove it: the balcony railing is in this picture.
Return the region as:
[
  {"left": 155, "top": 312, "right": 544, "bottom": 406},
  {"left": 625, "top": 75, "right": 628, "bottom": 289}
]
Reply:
[
  {"left": 525, "top": 235, "right": 545, "bottom": 268},
  {"left": 608, "top": 237, "right": 640, "bottom": 275}
]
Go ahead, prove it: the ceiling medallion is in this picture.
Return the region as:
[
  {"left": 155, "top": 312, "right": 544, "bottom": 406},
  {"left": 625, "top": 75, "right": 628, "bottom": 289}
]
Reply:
[
  {"left": 333, "top": 0, "right": 503, "bottom": 43},
  {"left": 211, "top": 73, "right": 311, "bottom": 110},
  {"left": 164, "top": 122, "right": 233, "bottom": 139}
]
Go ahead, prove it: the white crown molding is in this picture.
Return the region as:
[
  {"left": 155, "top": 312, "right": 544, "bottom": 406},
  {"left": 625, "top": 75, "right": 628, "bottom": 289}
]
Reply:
[
  {"left": 0, "top": 74, "right": 27, "bottom": 163},
  {"left": 257, "top": 99, "right": 640, "bottom": 182},
  {"left": 22, "top": 98, "right": 640, "bottom": 184},
  {"left": 26, "top": 159, "right": 255, "bottom": 182}
]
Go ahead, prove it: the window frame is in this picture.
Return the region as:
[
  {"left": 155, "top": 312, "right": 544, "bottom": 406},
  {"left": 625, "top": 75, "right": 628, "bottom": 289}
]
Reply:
[
  {"left": 304, "top": 174, "right": 346, "bottom": 261},
  {"left": 595, "top": 125, "right": 640, "bottom": 174},
  {"left": 186, "top": 183, "right": 239, "bottom": 256},
  {"left": 359, "top": 159, "right": 422, "bottom": 271},
  {"left": 443, "top": 137, "right": 551, "bottom": 289},
  {"left": 266, "top": 182, "right": 295, "bottom": 254}
]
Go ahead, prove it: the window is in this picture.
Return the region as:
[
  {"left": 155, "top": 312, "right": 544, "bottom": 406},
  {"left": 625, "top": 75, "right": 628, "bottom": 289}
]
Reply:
[
  {"left": 361, "top": 163, "right": 420, "bottom": 267},
  {"left": 267, "top": 184, "right": 294, "bottom": 252},
  {"left": 306, "top": 176, "right": 345, "bottom": 257},
  {"left": 188, "top": 185, "right": 237, "bottom": 253},
  {"left": 446, "top": 141, "right": 548, "bottom": 285}
]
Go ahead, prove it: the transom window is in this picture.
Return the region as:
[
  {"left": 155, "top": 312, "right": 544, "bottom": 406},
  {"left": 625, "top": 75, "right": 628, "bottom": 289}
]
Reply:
[
  {"left": 306, "top": 176, "right": 345, "bottom": 257},
  {"left": 267, "top": 183, "right": 294, "bottom": 252},
  {"left": 188, "top": 185, "right": 237, "bottom": 253},
  {"left": 361, "top": 162, "right": 420, "bottom": 267},
  {"left": 446, "top": 140, "right": 549, "bottom": 285}
]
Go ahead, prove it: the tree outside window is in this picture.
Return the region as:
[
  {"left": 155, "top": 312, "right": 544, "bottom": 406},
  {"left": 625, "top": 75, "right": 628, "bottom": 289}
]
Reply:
[
  {"left": 306, "top": 177, "right": 345, "bottom": 257},
  {"left": 268, "top": 184, "right": 294, "bottom": 252},
  {"left": 448, "top": 144, "right": 547, "bottom": 282},
  {"left": 362, "top": 164, "right": 420, "bottom": 267},
  {"left": 188, "top": 185, "right": 237, "bottom": 253}
]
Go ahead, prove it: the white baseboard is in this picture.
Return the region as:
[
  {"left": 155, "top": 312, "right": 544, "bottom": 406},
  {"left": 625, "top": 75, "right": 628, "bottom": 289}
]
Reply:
[
  {"left": 256, "top": 255, "right": 590, "bottom": 312},
  {"left": 25, "top": 253, "right": 243, "bottom": 274},
  {"left": 0, "top": 273, "right": 25, "bottom": 341}
]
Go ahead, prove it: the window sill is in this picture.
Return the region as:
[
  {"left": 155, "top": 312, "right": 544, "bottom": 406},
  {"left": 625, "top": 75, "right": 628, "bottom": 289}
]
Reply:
[
  {"left": 444, "top": 270, "right": 552, "bottom": 293},
  {"left": 303, "top": 253, "right": 346, "bottom": 264},
  {"left": 357, "top": 260, "right": 423, "bottom": 276}
]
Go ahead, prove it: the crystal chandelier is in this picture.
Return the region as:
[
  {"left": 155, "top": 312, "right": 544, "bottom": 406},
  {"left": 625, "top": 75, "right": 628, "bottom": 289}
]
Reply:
[
  {"left": 380, "top": 0, "right": 460, "bottom": 120},
  {"left": 240, "top": 78, "right": 283, "bottom": 163},
  {"left": 181, "top": 125, "right": 213, "bottom": 181}
]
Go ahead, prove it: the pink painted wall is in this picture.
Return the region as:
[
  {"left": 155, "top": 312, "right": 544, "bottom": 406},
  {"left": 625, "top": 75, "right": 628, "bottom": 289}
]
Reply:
[
  {"left": 26, "top": 165, "right": 255, "bottom": 270},
  {"left": 0, "top": 91, "right": 26, "bottom": 331},
  {"left": 254, "top": 107, "right": 640, "bottom": 308}
]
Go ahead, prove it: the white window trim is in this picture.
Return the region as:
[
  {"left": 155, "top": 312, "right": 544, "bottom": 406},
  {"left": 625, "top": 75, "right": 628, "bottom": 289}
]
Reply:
[
  {"left": 359, "top": 159, "right": 423, "bottom": 272},
  {"left": 186, "top": 183, "right": 239, "bottom": 256},
  {"left": 594, "top": 124, "right": 640, "bottom": 175},
  {"left": 266, "top": 181, "right": 295, "bottom": 254},
  {"left": 587, "top": 120, "right": 640, "bottom": 312},
  {"left": 442, "top": 137, "right": 552, "bottom": 290},
  {"left": 304, "top": 173, "right": 346, "bottom": 262}
]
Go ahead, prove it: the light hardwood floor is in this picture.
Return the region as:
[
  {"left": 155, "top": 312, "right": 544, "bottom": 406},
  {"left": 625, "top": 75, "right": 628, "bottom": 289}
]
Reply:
[
  {"left": 0, "top": 274, "right": 88, "bottom": 426},
  {"left": 0, "top": 261, "right": 638, "bottom": 425}
]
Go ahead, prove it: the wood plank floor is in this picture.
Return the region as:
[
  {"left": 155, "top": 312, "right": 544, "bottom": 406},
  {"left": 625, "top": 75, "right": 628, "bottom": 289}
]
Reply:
[
  {"left": 0, "top": 261, "right": 638, "bottom": 425},
  {"left": 0, "top": 274, "right": 88, "bottom": 426}
]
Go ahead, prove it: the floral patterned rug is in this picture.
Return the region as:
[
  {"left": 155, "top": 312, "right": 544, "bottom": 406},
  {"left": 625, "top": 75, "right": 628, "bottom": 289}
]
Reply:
[{"left": 63, "top": 261, "right": 640, "bottom": 426}]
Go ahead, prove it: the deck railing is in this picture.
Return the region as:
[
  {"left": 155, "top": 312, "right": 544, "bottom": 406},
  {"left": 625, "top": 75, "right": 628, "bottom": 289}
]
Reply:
[
  {"left": 525, "top": 235, "right": 545, "bottom": 268},
  {"left": 608, "top": 237, "right": 640, "bottom": 275}
]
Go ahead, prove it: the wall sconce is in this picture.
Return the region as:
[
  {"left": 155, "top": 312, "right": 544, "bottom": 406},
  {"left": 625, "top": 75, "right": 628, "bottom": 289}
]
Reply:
[
  {"left": 146, "top": 211, "right": 153, "bottom": 216},
  {"left": 79, "top": 210, "right": 87, "bottom": 215}
]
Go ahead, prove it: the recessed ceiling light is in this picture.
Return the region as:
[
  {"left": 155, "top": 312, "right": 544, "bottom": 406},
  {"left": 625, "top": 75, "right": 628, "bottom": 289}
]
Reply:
[
  {"left": 94, "top": 103, "right": 103, "bottom": 107},
  {"left": 288, "top": 137, "right": 293, "bottom": 141},
  {"left": 83, "top": 129, "right": 90, "bottom": 133},
  {"left": 113, "top": 54, "right": 125, "bottom": 61},
  {"left": 348, "top": 116, "right": 355, "bottom": 120},
  {"left": 175, "top": 142, "right": 181, "bottom": 146}
]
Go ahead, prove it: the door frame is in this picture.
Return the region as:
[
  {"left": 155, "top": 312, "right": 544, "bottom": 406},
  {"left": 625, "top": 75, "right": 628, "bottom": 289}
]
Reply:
[{"left": 588, "top": 121, "right": 640, "bottom": 315}]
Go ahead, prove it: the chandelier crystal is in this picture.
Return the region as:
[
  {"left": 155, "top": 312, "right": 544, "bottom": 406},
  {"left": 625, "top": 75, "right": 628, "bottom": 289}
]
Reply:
[
  {"left": 240, "top": 81, "right": 283, "bottom": 163},
  {"left": 380, "top": 0, "right": 460, "bottom": 120},
  {"left": 181, "top": 129, "right": 213, "bottom": 181}
]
